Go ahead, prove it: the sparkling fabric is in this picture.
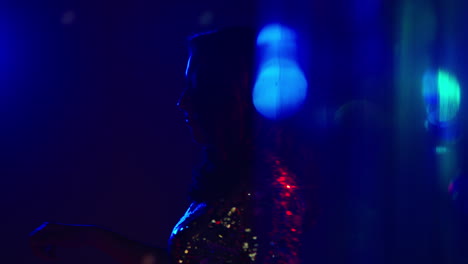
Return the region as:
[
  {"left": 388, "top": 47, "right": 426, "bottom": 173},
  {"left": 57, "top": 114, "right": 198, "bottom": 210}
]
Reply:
[{"left": 169, "top": 158, "right": 305, "bottom": 264}]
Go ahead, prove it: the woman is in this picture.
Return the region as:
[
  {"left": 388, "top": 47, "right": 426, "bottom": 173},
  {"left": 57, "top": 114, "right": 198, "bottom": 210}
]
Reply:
[{"left": 29, "top": 27, "right": 305, "bottom": 264}]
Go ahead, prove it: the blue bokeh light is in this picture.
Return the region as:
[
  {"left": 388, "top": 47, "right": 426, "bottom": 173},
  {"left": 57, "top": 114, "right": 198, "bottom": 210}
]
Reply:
[
  {"left": 254, "top": 24, "right": 308, "bottom": 120},
  {"left": 422, "top": 69, "right": 461, "bottom": 126},
  {"left": 256, "top": 23, "right": 296, "bottom": 46},
  {"left": 253, "top": 59, "right": 307, "bottom": 119}
]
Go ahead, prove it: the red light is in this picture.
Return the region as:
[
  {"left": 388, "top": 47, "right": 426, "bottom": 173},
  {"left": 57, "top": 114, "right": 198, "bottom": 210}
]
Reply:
[
  {"left": 286, "top": 185, "right": 291, "bottom": 189},
  {"left": 277, "top": 176, "right": 286, "bottom": 182},
  {"left": 286, "top": 211, "right": 293, "bottom": 216},
  {"left": 290, "top": 228, "right": 297, "bottom": 232}
]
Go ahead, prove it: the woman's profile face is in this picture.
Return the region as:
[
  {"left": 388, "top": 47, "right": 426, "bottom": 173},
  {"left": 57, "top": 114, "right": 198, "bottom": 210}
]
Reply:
[
  {"left": 177, "top": 54, "right": 248, "bottom": 148},
  {"left": 177, "top": 56, "right": 208, "bottom": 144}
]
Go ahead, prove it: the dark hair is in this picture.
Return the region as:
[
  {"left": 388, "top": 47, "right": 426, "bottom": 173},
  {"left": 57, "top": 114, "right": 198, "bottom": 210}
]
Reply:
[
  {"left": 187, "top": 26, "right": 257, "bottom": 121},
  {"left": 186, "top": 27, "right": 312, "bottom": 203},
  {"left": 188, "top": 27, "right": 256, "bottom": 71},
  {"left": 186, "top": 27, "right": 259, "bottom": 202}
]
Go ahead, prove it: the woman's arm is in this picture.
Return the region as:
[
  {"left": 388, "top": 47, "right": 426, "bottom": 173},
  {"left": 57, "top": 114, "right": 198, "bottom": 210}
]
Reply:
[{"left": 29, "top": 222, "right": 170, "bottom": 264}]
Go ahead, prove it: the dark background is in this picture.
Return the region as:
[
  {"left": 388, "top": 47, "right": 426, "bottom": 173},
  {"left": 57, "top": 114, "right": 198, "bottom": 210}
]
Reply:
[
  {"left": 0, "top": 0, "right": 255, "bottom": 263},
  {"left": 2, "top": 0, "right": 468, "bottom": 263}
]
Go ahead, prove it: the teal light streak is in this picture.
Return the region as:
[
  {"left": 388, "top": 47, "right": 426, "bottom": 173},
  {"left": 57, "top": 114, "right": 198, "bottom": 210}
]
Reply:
[
  {"left": 436, "top": 146, "right": 449, "bottom": 154},
  {"left": 437, "top": 70, "right": 461, "bottom": 122},
  {"left": 256, "top": 24, "right": 296, "bottom": 46},
  {"left": 253, "top": 59, "right": 308, "bottom": 120}
]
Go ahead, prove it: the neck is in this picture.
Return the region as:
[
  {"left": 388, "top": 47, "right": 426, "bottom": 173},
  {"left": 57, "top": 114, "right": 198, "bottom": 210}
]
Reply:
[{"left": 204, "top": 142, "right": 255, "bottom": 164}]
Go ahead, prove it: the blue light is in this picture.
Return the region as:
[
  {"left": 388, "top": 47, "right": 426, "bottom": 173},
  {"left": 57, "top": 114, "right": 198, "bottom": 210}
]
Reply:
[
  {"left": 256, "top": 24, "right": 296, "bottom": 46},
  {"left": 254, "top": 23, "right": 308, "bottom": 120},
  {"left": 435, "top": 146, "right": 448, "bottom": 154},
  {"left": 422, "top": 69, "right": 461, "bottom": 126},
  {"left": 253, "top": 59, "right": 307, "bottom": 119}
]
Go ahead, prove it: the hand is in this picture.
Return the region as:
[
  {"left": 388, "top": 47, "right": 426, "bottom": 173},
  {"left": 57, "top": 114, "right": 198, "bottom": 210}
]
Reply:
[{"left": 29, "top": 222, "right": 94, "bottom": 261}]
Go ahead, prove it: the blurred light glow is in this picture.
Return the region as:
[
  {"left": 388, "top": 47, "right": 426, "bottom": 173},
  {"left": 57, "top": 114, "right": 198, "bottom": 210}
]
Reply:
[
  {"left": 256, "top": 24, "right": 296, "bottom": 46},
  {"left": 253, "top": 59, "right": 307, "bottom": 119},
  {"left": 423, "top": 70, "right": 461, "bottom": 125},
  {"left": 254, "top": 23, "right": 307, "bottom": 120},
  {"left": 438, "top": 71, "right": 461, "bottom": 122},
  {"left": 436, "top": 146, "right": 448, "bottom": 154}
]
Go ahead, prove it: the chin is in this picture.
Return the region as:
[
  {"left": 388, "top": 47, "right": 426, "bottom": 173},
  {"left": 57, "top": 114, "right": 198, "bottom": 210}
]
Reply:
[{"left": 190, "top": 130, "right": 207, "bottom": 145}]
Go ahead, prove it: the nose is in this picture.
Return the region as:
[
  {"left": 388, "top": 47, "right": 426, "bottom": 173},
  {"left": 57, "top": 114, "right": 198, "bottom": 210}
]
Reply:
[{"left": 177, "top": 90, "right": 192, "bottom": 113}]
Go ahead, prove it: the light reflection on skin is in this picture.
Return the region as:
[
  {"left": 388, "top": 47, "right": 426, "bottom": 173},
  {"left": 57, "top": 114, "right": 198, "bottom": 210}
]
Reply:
[{"left": 177, "top": 56, "right": 207, "bottom": 145}]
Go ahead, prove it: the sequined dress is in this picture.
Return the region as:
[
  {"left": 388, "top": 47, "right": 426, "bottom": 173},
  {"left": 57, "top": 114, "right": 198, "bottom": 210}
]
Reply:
[{"left": 169, "top": 158, "right": 305, "bottom": 264}]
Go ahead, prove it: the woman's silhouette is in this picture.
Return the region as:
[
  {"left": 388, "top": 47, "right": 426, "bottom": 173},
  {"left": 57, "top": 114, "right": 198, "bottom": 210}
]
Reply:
[{"left": 29, "top": 27, "right": 305, "bottom": 264}]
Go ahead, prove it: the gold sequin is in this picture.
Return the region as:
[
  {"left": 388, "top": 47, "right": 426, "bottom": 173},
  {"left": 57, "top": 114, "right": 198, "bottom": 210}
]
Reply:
[
  {"left": 249, "top": 252, "right": 257, "bottom": 261},
  {"left": 169, "top": 157, "right": 305, "bottom": 263},
  {"left": 242, "top": 242, "right": 249, "bottom": 251}
]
